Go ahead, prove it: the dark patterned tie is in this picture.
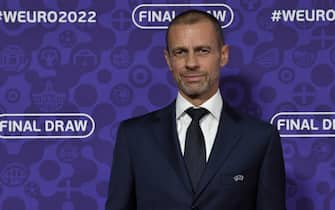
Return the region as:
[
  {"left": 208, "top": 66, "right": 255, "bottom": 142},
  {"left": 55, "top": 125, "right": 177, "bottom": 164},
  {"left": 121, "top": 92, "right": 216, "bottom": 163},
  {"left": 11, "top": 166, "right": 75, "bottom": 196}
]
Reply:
[{"left": 184, "top": 107, "right": 209, "bottom": 191}]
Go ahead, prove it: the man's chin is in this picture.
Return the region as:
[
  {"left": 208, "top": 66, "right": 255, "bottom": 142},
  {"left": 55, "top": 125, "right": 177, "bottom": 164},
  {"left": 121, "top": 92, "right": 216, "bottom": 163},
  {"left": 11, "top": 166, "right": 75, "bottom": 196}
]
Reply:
[
  {"left": 181, "top": 88, "right": 206, "bottom": 99},
  {"left": 178, "top": 82, "right": 209, "bottom": 97},
  {"left": 187, "top": 93, "right": 202, "bottom": 99}
]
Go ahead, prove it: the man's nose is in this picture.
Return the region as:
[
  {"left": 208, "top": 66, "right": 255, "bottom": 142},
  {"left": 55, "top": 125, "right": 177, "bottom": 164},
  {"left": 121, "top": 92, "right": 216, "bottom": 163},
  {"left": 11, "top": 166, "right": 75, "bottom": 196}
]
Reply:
[{"left": 185, "top": 53, "right": 199, "bottom": 70}]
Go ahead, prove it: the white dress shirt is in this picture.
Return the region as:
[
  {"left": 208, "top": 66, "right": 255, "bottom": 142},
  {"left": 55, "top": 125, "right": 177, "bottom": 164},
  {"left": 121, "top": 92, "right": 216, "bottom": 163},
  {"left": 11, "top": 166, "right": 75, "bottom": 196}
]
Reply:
[{"left": 175, "top": 90, "right": 223, "bottom": 161}]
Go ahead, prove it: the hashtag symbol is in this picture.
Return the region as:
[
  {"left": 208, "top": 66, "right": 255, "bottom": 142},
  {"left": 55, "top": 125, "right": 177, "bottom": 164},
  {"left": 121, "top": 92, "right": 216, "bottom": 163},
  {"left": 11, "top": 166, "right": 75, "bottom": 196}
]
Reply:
[{"left": 271, "top": 10, "right": 281, "bottom": 22}]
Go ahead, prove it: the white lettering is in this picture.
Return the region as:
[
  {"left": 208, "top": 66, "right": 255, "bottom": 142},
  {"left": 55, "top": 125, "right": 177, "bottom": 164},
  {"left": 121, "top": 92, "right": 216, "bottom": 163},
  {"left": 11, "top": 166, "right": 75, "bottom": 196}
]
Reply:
[
  {"left": 45, "top": 120, "right": 54, "bottom": 132},
  {"left": 277, "top": 119, "right": 286, "bottom": 130},
  {"left": 0, "top": 121, "right": 8, "bottom": 132},
  {"left": 47, "top": 11, "right": 57, "bottom": 23},
  {"left": 163, "top": 10, "right": 175, "bottom": 22},
  {"left": 44, "top": 120, "right": 88, "bottom": 132},
  {"left": 316, "top": 9, "right": 325, "bottom": 21},
  {"left": 0, "top": 120, "right": 42, "bottom": 132},
  {"left": 26, "top": 11, "right": 37, "bottom": 23},
  {"left": 17, "top": 11, "right": 26, "bottom": 22},
  {"left": 326, "top": 9, "right": 335, "bottom": 21},
  {"left": 151, "top": 11, "right": 161, "bottom": 22},
  {"left": 208, "top": 10, "right": 226, "bottom": 21},
  {"left": 138, "top": 10, "right": 175, "bottom": 23},
  {"left": 281, "top": 10, "right": 296, "bottom": 22},
  {"left": 305, "top": 9, "right": 315, "bottom": 22},
  {"left": 276, "top": 119, "right": 320, "bottom": 130},
  {"left": 11, "top": 120, "right": 22, "bottom": 132},
  {"left": 2, "top": 11, "right": 18, "bottom": 23},
  {"left": 139, "top": 11, "right": 147, "bottom": 22},
  {"left": 73, "top": 120, "right": 87, "bottom": 132},
  {"left": 37, "top": 11, "right": 47, "bottom": 23},
  {"left": 65, "top": 120, "right": 74, "bottom": 132},
  {"left": 55, "top": 120, "right": 64, "bottom": 132},
  {"left": 32, "top": 120, "right": 41, "bottom": 132},
  {"left": 0, "top": 114, "right": 94, "bottom": 139},
  {"left": 296, "top": 10, "right": 304, "bottom": 22},
  {"left": 323, "top": 119, "right": 332, "bottom": 130}
]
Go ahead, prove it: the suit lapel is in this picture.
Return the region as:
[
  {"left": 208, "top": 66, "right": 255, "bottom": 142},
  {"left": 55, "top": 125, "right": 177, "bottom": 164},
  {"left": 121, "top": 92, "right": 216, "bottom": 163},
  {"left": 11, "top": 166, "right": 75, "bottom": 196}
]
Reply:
[
  {"left": 151, "top": 101, "right": 243, "bottom": 199},
  {"left": 194, "top": 104, "right": 242, "bottom": 200},
  {"left": 152, "top": 102, "right": 193, "bottom": 193}
]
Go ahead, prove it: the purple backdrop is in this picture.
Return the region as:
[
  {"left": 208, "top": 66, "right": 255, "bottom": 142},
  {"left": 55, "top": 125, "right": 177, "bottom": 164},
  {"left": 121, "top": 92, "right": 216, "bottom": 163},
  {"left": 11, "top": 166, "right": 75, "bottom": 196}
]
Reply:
[{"left": 0, "top": 0, "right": 334, "bottom": 209}]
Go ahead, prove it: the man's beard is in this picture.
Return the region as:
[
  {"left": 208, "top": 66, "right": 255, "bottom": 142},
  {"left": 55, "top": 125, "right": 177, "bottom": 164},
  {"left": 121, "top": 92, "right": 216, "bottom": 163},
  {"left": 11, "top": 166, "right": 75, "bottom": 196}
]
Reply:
[{"left": 176, "top": 75, "right": 213, "bottom": 99}]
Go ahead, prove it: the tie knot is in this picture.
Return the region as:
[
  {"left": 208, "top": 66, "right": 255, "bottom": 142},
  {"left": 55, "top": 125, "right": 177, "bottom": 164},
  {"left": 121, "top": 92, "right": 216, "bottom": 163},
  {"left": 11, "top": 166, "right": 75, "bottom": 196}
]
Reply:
[{"left": 185, "top": 107, "right": 209, "bottom": 121}]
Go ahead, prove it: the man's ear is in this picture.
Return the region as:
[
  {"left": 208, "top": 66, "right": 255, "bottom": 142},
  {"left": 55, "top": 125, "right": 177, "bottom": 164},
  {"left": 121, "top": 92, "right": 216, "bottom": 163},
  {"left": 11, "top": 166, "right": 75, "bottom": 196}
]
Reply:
[
  {"left": 164, "top": 49, "right": 172, "bottom": 71},
  {"left": 220, "top": 44, "right": 229, "bottom": 67}
]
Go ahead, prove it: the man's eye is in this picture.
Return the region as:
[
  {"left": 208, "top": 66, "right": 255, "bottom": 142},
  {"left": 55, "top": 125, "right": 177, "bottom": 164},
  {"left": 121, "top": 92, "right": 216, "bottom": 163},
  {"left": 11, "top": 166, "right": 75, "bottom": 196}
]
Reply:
[
  {"left": 174, "top": 50, "right": 186, "bottom": 56},
  {"left": 198, "top": 48, "right": 210, "bottom": 55}
]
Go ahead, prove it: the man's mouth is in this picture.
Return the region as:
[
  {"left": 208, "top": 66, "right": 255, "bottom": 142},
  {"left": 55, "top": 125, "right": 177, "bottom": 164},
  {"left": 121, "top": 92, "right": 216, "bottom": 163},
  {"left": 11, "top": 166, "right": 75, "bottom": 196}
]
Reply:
[{"left": 181, "top": 73, "right": 205, "bottom": 82}]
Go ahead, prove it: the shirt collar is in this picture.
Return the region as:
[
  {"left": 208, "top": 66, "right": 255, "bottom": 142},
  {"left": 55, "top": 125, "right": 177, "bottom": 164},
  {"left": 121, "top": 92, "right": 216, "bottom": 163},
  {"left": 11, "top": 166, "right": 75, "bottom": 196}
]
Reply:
[{"left": 176, "top": 89, "right": 223, "bottom": 120}]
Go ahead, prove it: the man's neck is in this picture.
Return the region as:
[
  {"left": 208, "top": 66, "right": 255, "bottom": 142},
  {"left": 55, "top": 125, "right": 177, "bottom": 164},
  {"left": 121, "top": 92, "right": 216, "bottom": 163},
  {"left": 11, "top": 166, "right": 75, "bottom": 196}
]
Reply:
[{"left": 179, "top": 90, "right": 218, "bottom": 106}]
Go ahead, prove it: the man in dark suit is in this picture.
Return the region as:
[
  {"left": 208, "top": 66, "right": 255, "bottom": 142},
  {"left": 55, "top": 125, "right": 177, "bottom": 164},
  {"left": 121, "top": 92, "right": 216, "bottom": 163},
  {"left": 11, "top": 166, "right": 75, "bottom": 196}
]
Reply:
[{"left": 105, "top": 10, "right": 286, "bottom": 210}]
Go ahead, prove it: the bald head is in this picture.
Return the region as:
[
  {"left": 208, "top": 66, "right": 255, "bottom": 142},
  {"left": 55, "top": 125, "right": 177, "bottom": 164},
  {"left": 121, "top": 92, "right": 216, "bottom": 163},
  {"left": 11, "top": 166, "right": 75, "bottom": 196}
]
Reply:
[{"left": 166, "top": 10, "right": 224, "bottom": 51}]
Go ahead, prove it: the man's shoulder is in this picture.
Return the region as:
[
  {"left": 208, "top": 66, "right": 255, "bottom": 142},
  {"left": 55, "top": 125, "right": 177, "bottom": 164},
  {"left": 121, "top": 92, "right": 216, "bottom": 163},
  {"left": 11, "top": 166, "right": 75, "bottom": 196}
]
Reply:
[
  {"left": 242, "top": 113, "right": 273, "bottom": 129},
  {"left": 226, "top": 105, "right": 275, "bottom": 133},
  {"left": 223, "top": 107, "right": 277, "bottom": 143},
  {"left": 120, "top": 103, "right": 173, "bottom": 128}
]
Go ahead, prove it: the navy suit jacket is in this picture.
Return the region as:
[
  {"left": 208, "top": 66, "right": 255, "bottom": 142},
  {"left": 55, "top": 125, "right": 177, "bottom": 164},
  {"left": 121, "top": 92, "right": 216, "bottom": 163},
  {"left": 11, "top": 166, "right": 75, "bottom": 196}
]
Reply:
[{"left": 105, "top": 101, "right": 286, "bottom": 210}]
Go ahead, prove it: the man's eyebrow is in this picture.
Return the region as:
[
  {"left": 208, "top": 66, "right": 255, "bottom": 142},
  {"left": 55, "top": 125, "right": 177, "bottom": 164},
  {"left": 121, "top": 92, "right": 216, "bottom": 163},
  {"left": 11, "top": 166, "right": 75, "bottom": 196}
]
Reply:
[
  {"left": 171, "top": 46, "right": 188, "bottom": 51},
  {"left": 170, "top": 47, "right": 188, "bottom": 53},
  {"left": 194, "top": 45, "right": 212, "bottom": 50},
  {"left": 171, "top": 45, "right": 212, "bottom": 51}
]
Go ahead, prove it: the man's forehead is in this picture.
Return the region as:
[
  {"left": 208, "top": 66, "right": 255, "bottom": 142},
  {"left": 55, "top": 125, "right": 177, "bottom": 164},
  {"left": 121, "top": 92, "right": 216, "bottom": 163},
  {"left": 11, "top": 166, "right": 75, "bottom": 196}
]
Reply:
[
  {"left": 169, "top": 19, "right": 215, "bottom": 32},
  {"left": 168, "top": 22, "right": 217, "bottom": 44},
  {"left": 169, "top": 22, "right": 216, "bottom": 40}
]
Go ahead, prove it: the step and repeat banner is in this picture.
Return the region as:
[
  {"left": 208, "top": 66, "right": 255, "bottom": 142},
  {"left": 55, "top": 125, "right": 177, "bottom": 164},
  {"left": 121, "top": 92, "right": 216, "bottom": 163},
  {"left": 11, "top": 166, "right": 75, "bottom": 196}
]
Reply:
[{"left": 0, "top": 0, "right": 335, "bottom": 209}]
